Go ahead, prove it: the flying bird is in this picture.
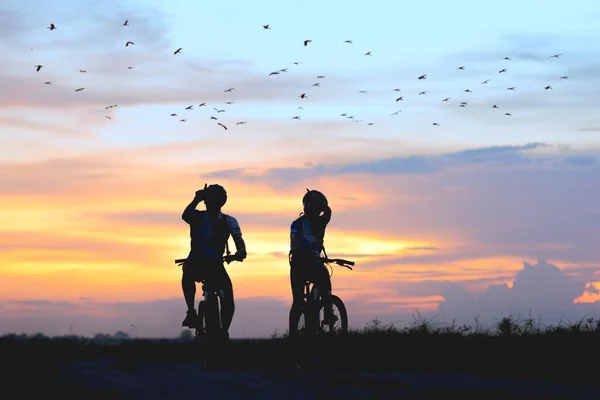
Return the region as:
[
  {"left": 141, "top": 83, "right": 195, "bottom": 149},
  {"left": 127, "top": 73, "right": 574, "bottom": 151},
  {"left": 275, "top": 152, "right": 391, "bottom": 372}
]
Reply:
[
  {"left": 481, "top": 79, "right": 491, "bottom": 84},
  {"left": 185, "top": 105, "right": 193, "bottom": 110},
  {"left": 105, "top": 116, "right": 111, "bottom": 120},
  {"left": 432, "top": 123, "right": 439, "bottom": 126},
  {"left": 74, "top": 87, "right": 84, "bottom": 92},
  {"left": 550, "top": 53, "right": 562, "bottom": 58},
  {"left": 125, "top": 41, "right": 135, "bottom": 47},
  {"left": 170, "top": 113, "right": 177, "bottom": 116},
  {"left": 560, "top": 76, "right": 569, "bottom": 79},
  {"left": 317, "top": 75, "right": 325, "bottom": 79},
  {"left": 236, "top": 121, "right": 247, "bottom": 125},
  {"left": 507, "top": 87, "right": 516, "bottom": 91},
  {"left": 493, "top": 105, "right": 499, "bottom": 108},
  {"left": 344, "top": 40, "right": 352, "bottom": 44},
  {"left": 442, "top": 98, "right": 450, "bottom": 102},
  {"left": 499, "top": 68, "right": 507, "bottom": 73},
  {"left": 312, "top": 83, "right": 320, "bottom": 87},
  {"left": 224, "top": 88, "right": 234, "bottom": 92},
  {"left": 279, "top": 68, "right": 288, "bottom": 72},
  {"left": 364, "top": 51, "right": 372, "bottom": 56},
  {"left": 418, "top": 91, "right": 426, "bottom": 95},
  {"left": 391, "top": 110, "right": 402, "bottom": 116},
  {"left": 368, "top": 123, "right": 374, "bottom": 126},
  {"left": 393, "top": 88, "right": 401, "bottom": 92},
  {"left": 269, "top": 71, "right": 280, "bottom": 76},
  {"left": 464, "top": 89, "right": 472, "bottom": 93},
  {"left": 44, "top": 81, "right": 51, "bottom": 85},
  {"left": 199, "top": 103, "right": 206, "bottom": 107},
  {"left": 292, "top": 116, "right": 301, "bottom": 120},
  {"left": 457, "top": 66, "right": 465, "bottom": 70},
  {"left": 47, "top": 23, "right": 56, "bottom": 30},
  {"left": 505, "top": 113, "right": 511, "bottom": 116},
  {"left": 545, "top": 85, "right": 553, "bottom": 90},
  {"left": 304, "top": 40, "right": 312, "bottom": 46},
  {"left": 180, "top": 119, "right": 186, "bottom": 122},
  {"left": 34, "top": 65, "right": 43, "bottom": 71},
  {"left": 418, "top": 74, "right": 427, "bottom": 80},
  {"left": 79, "top": 70, "right": 86, "bottom": 73},
  {"left": 123, "top": 20, "right": 129, "bottom": 26},
  {"left": 299, "top": 93, "right": 307, "bottom": 99},
  {"left": 225, "top": 101, "right": 234, "bottom": 104},
  {"left": 217, "top": 122, "right": 227, "bottom": 130},
  {"left": 503, "top": 57, "right": 511, "bottom": 60},
  {"left": 293, "top": 62, "right": 301, "bottom": 65},
  {"left": 214, "top": 108, "right": 225, "bottom": 113},
  {"left": 263, "top": 24, "right": 271, "bottom": 29},
  {"left": 395, "top": 96, "right": 403, "bottom": 102},
  {"left": 359, "top": 90, "right": 367, "bottom": 94},
  {"left": 210, "top": 116, "right": 218, "bottom": 120},
  {"left": 174, "top": 48, "right": 182, "bottom": 55}
]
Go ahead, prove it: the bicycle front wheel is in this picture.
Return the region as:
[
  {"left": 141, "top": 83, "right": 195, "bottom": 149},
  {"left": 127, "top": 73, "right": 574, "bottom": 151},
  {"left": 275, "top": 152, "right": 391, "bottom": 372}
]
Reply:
[{"left": 319, "top": 295, "right": 348, "bottom": 335}]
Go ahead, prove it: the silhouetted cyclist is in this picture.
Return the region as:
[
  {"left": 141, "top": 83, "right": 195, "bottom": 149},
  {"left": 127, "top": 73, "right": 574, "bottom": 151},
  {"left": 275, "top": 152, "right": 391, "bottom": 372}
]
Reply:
[
  {"left": 289, "top": 189, "right": 337, "bottom": 326},
  {"left": 180, "top": 183, "right": 247, "bottom": 339}
]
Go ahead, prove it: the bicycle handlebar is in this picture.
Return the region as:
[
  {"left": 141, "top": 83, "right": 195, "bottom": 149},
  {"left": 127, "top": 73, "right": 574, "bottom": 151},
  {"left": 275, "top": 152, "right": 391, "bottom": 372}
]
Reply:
[
  {"left": 175, "top": 255, "right": 242, "bottom": 265},
  {"left": 321, "top": 258, "right": 354, "bottom": 270},
  {"left": 174, "top": 257, "right": 355, "bottom": 269}
]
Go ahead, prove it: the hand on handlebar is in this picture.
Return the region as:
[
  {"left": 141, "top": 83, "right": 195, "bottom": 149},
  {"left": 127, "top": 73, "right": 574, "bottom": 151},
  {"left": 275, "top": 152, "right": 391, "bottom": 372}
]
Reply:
[{"left": 223, "top": 253, "right": 244, "bottom": 264}]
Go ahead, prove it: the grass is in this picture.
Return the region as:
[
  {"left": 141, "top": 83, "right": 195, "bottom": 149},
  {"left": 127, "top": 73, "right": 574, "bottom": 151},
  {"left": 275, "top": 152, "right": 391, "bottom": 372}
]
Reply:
[{"left": 2, "top": 314, "right": 600, "bottom": 392}]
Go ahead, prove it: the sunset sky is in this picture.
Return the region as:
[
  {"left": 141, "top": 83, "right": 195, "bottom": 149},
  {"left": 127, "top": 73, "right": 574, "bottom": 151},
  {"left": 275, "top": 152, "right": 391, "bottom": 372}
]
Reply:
[{"left": 2, "top": 0, "right": 600, "bottom": 338}]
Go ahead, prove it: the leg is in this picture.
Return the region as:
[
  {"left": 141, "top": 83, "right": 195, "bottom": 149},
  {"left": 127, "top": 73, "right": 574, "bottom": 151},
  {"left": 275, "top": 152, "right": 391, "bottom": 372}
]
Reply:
[
  {"left": 214, "top": 268, "right": 235, "bottom": 337},
  {"left": 313, "top": 263, "right": 335, "bottom": 321},
  {"left": 289, "top": 262, "right": 306, "bottom": 328},
  {"left": 181, "top": 261, "right": 199, "bottom": 327},
  {"left": 208, "top": 265, "right": 235, "bottom": 335}
]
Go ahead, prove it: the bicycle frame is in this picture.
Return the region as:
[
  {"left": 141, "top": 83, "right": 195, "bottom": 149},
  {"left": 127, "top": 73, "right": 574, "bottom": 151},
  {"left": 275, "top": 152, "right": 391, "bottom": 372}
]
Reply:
[{"left": 298, "top": 257, "right": 354, "bottom": 333}]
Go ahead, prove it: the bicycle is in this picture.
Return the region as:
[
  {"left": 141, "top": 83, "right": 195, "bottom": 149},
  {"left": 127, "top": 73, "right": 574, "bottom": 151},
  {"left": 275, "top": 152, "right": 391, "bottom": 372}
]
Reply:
[
  {"left": 175, "top": 253, "right": 241, "bottom": 367},
  {"left": 287, "top": 256, "right": 354, "bottom": 370},
  {"left": 288, "top": 256, "right": 354, "bottom": 337}
]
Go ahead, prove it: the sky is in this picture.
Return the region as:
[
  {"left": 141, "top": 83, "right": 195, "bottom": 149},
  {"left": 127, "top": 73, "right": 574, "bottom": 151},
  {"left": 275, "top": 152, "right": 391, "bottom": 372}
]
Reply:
[{"left": 2, "top": 0, "right": 600, "bottom": 338}]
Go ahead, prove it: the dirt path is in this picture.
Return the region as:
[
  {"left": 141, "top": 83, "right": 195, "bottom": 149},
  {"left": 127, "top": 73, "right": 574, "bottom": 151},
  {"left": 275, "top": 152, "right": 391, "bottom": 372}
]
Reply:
[{"left": 55, "top": 358, "right": 598, "bottom": 399}]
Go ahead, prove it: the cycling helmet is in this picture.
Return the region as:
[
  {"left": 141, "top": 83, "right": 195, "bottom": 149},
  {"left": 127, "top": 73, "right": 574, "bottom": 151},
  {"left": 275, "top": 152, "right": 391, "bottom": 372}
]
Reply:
[
  {"left": 204, "top": 184, "right": 227, "bottom": 208},
  {"left": 303, "top": 188, "right": 328, "bottom": 208}
]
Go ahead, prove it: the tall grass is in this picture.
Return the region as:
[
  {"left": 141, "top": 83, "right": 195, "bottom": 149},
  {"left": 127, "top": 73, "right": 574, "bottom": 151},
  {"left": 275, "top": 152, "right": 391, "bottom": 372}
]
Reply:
[{"left": 3, "top": 314, "right": 600, "bottom": 385}]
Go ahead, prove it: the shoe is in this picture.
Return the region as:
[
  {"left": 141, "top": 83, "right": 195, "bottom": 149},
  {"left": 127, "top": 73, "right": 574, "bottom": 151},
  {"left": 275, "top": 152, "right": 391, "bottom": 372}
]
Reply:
[
  {"left": 182, "top": 309, "right": 198, "bottom": 328},
  {"left": 322, "top": 313, "right": 338, "bottom": 325}
]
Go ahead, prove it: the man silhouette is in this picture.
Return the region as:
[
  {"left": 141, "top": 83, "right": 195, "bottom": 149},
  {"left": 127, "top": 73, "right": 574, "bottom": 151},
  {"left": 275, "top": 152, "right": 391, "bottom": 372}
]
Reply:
[{"left": 180, "top": 184, "right": 247, "bottom": 339}]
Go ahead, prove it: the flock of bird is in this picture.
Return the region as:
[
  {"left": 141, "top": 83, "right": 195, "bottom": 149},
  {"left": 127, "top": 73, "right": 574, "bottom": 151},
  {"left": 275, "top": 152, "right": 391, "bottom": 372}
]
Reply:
[{"left": 35, "top": 21, "right": 569, "bottom": 130}]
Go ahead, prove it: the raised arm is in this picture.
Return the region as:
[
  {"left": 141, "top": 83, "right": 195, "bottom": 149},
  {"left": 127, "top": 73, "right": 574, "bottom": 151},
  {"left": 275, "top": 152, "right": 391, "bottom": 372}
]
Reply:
[
  {"left": 182, "top": 186, "right": 206, "bottom": 224},
  {"left": 182, "top": 198, "right": 201, "bottom": 224}
]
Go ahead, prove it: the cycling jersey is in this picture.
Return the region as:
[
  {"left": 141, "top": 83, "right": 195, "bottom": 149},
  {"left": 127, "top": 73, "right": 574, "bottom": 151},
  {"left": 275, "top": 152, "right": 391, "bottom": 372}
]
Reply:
[
  {"left": 290, "top": 214, "right": 329, "bottom": 259},
  {"left": 185, "top": 210, "right": 241, "bottom": 261}
]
